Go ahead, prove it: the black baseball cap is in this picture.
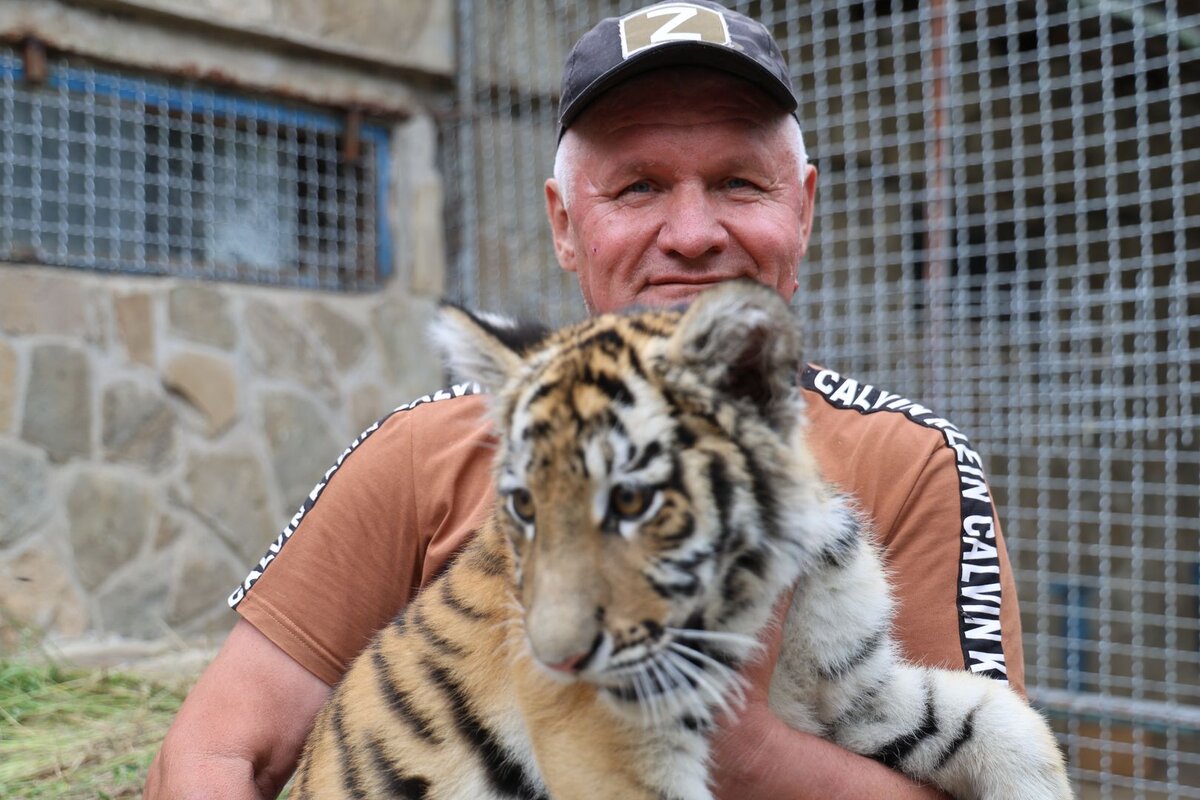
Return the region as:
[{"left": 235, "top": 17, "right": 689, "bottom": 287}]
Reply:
[{"left": 557, "top": 1, "right": 798, "bottom": 139}]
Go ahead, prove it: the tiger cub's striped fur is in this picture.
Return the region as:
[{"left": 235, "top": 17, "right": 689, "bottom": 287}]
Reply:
[{"left": 294, "top": 281, "right": 1071, "bottom": 800}]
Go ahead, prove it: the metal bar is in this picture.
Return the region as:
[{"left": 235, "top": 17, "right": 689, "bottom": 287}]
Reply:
[
  {"left": 922, "top": 0, "right": 950, "bottom": 400},
  {"left": 454, "top": 0, "right": 480, "bottom": 309},
  {"left": 342, "top": 107, "right": 362, "bottom": 163},
  {"left": 1031, "top": 687, "right": 1200, "bottom": 733},
  {"left": 22, "top": 38, "right": 47, "bottom": 85}
]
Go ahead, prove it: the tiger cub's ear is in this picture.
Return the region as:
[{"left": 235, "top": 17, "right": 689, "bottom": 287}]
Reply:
[
  {"left": 667, "top": 279, "right": 803, "bottom": 429},
  {"left": 429, "top": 303, "right": 550, "bottom": 392}
]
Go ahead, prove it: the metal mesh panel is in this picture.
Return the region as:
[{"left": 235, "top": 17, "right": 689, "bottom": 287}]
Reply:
[
  {"left": 0, "top": 46, "right": 386, "bottom": 291},
  {"left": 443, "top": 1, "right": 1200, "bottom": 796}
]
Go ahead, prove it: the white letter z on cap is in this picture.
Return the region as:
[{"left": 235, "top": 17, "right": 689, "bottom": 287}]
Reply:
[{"left": 619, "top": 3, "right": 732, "bottom": 59}]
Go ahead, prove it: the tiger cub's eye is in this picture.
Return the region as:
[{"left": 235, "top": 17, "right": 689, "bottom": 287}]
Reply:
[
  {"left": 507, "top": 488, "right": 536, "bottom": 524},
  {"left": 611, "top": 485, "right": 652, "bottom": 519}
]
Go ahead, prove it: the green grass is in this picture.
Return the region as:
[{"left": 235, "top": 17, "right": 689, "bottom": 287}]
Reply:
[{"left": 0, "top": 658, "right": 191, "bottom": 799}]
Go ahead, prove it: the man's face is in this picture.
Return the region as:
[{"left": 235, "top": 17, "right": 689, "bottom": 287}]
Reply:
[{"left": 546, "top": 68, "right": 818, "bottom": 314}]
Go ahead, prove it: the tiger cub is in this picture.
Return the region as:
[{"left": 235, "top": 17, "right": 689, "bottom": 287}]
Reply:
[{"left": 293, "top": 280, "right": 1071, "bottom": 800}]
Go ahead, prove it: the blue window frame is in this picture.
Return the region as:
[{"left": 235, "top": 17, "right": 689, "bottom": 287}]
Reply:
[{"left": 0, "top": 46, "right": 392, "bottom": 291}]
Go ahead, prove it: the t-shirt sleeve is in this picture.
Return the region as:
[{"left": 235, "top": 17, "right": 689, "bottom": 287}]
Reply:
[
  {"left": 802, "top": 367, "right": 1026, "bottom": 696},
  {"left": 228, "top": 392, "right": 493, "bottom": 686},
  {"left": 882, "top": 439, "right": 1027, "bottom": 696}
]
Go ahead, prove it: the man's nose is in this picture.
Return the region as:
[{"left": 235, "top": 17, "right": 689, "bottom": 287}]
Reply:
[{"left": 657, "top": 184, "right": 729, "bottom": 259}]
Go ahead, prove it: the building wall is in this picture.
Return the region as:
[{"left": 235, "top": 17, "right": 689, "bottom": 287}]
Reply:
[
  {"left": 0, "top": 0, "right": 452, "bottom": 113},
  {"left": 0, "top": 0, "right": 454, "bottom": 649}
]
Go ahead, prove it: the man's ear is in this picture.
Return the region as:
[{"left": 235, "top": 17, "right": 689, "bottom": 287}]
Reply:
[
  {"left": 428, "top": 304, "right": 547, "bottom": 393},
  {"left": 545, "top": 178, "right": 578, "bottom": 274},
  {"left": 796, "top": 164, "right": 818, "bottom": 262}
]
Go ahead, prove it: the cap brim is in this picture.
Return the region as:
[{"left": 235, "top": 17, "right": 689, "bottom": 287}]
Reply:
[{"left": 557, "top": 42, "right": 798, "bottom": 136}]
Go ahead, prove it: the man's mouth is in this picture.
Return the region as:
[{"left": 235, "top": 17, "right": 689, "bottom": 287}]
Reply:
[{"left": 647, "top": 275, "right": 744, "bottom": 287}]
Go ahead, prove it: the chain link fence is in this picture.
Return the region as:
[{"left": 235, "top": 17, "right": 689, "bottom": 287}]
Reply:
[{"left": 441, "top": 1, "right": 1200, "bottom": 797}]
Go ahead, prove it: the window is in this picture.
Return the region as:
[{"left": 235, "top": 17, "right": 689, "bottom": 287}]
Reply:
[{"left": 0, "top": 45, "right": 390, "bottom": 291}]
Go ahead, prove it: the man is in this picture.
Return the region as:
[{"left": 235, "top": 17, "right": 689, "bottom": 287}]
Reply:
[{"left": 145, "top": 3, "right": 1024, "bottom": 798}]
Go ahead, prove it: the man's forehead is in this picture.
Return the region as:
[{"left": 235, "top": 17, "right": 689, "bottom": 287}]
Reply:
[{"left": 594, "top": 150, "right": 782, "bottom": 181}]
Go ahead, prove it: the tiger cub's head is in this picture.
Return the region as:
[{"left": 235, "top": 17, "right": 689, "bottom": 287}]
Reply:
[{"left": 432, "top": 280, "right": 826, "bottom": 724}]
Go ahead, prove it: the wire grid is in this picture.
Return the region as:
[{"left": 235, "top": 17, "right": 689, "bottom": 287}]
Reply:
[
  {"left": 0, "top": 47, "right": 382, "bottom": 291},
  {"left": 442, "top": 1, "right": 1200, "bottom": 796}
]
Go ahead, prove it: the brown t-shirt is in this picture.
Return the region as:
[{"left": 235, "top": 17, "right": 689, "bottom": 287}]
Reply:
[{"left": 229, "top": 366, "right": 1025, "bottom": 694}]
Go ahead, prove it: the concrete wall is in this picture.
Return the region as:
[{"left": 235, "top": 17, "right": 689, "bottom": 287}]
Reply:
[
  {"left": 0, "top": 0, "right": 453, "bottom": 651},
  {"left": 0, "top": 0, "right": 452, "bottom": 114}
]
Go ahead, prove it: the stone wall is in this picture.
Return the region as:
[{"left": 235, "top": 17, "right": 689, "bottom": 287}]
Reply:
[
  {"left": 0, "top": 0, "right": 454, "bottom": 651},
  {"left": 0, "top": 256, "right": 445, "bottom": 647}
]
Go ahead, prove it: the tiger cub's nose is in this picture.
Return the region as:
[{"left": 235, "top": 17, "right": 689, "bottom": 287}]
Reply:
[{"left": 538, "top": 630, "right": 605, "bottom": 675}]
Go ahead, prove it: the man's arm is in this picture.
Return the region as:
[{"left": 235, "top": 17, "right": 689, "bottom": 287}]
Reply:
[
  {"left": 712, "top": 704, "right": 951, "bottom": 800},
  {"left": 710, "top": 595, "right": 953, "bottom": 800},
  {"left": 143, "top": 619, "right": 330, "bottom": 800}
]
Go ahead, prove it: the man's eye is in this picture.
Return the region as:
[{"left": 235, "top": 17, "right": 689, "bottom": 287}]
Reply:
[
  {"left": 622, "top": 180, "right": 653, "bottom": 195},
  {"left": 725, "top": 177, "right": 755, "bottom": 190}
]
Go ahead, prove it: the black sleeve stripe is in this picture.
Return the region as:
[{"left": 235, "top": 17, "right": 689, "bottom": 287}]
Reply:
[
  {"left": 801, "top": 365, "right": 1009, "bottom": 683},
  {"left": 227, "top": 382, "right": 486, "bottom": 609}
]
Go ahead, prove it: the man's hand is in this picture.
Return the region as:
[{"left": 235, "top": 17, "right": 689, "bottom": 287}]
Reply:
[
  {"left": 710, "top": 591, "right": 953, "bottom": 800},
  {"left": 144, "top": 619, "right": 330, "bottom": 800}
]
